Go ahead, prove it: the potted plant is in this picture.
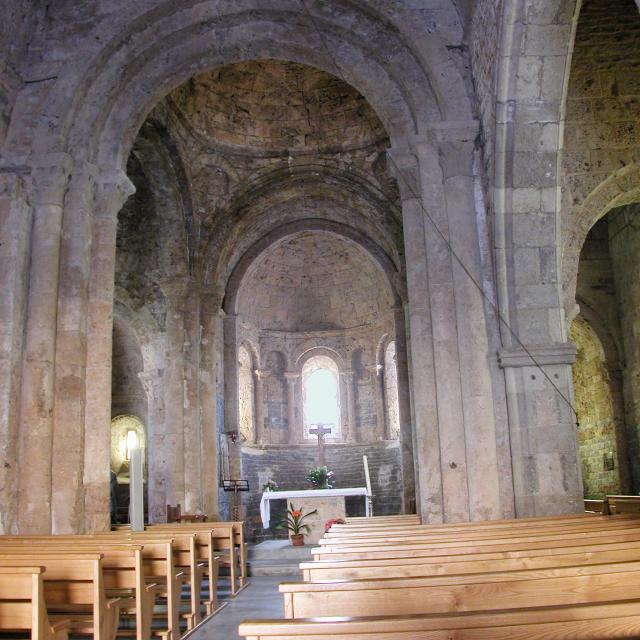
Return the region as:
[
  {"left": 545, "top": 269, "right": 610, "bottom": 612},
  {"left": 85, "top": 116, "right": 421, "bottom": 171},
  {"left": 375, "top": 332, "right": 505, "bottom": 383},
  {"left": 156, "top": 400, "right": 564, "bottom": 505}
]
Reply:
[
  {"left": 276, "top": 503, "right": 318, "bottom": 546},
  {"left": 262, "top": 479, "right": 278, "bottom": 492},
  {"left": 306, "top": 465, "right": 335, "bottom": 489}
]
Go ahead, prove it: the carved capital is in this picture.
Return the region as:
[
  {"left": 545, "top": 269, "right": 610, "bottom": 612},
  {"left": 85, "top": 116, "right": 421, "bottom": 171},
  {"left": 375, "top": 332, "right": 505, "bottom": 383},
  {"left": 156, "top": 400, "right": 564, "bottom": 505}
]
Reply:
[
  {"left": 497, "top": 342, "right": 577, "bottom": 368},
  {"left": 254, "top": 369, "right": 270, "bottom": 382},
  {"left": 65, "top": 161, "right": 98, "bottom": 214},
  {"left": 30, "top": 152, "right": 73, "bottom": 207},
  {"left": 93, "top": 168, "right": 135, "bottom": 218},
  {"left": 284, "top": 372, "right": 300, "bottom": 384}
]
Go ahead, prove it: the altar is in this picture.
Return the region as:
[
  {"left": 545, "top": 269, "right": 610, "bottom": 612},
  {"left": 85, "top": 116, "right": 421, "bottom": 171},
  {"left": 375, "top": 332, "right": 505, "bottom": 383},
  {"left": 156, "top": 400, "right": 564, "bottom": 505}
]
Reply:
[{"left": 260, "top": 488, "right": 371, "bottom": 544}]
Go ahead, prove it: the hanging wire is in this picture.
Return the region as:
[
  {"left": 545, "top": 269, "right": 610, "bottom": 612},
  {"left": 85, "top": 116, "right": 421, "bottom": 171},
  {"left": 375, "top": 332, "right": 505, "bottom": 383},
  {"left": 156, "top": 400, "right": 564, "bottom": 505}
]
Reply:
[{"left": 296, "top": 0, "right": 579, "bottom": 424}]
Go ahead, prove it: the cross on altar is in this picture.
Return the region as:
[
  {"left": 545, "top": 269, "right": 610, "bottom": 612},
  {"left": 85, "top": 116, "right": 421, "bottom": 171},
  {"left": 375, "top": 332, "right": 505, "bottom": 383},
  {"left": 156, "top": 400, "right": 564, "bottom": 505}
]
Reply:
[{"left": 309, "top": 423, "right": 332, "bottom": 467}]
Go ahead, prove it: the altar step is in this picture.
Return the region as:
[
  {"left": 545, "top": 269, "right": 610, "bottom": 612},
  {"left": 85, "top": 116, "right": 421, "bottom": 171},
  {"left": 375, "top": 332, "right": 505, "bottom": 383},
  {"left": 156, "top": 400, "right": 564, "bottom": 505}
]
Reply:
[{"left": 248, "top": 540, "right": 313, "bottom": 577}]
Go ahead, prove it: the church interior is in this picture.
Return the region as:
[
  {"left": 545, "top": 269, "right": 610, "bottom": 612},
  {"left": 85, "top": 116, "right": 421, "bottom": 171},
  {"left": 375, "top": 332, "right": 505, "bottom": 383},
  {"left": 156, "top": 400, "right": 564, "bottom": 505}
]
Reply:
[{"left": 1, "top": 0, "right": 640, "bottom": 638}]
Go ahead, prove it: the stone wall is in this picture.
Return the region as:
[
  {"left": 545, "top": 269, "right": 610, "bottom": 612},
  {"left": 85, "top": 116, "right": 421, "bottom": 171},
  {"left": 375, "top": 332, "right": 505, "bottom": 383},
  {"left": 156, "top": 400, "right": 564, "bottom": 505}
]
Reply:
[
  {"left": 240, "top": 440, "right": 402, "bottom": 541},
  {"left": 469, "top": 0, "right": 504, "bottom": 179},
  {"left": 609, "top": 203, "right": 640, "bottom": 489},
  {"left": 570, "top": 315, "right": 620, "bottom": 496}
]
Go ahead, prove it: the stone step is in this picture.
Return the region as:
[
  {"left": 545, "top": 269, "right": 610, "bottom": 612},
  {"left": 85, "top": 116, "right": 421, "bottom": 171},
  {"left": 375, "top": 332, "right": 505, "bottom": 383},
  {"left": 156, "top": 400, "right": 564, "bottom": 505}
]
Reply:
[
  {"left": 249, "top": 559, "right": 303, "bottom": 577},
  {"left": 248, "top": 540, "right": 314, "bottom": 561}
]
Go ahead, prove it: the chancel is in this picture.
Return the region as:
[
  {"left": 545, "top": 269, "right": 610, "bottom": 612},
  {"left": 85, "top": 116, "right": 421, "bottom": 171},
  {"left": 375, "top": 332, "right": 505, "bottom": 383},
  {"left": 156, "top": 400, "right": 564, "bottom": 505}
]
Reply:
[{"left": 2, "top": 0, "right": 640, "bottom": 638}]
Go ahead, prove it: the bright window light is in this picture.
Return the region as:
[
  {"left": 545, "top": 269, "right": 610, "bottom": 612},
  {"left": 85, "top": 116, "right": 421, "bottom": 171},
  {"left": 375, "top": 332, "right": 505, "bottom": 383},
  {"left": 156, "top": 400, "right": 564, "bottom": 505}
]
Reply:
[{"left": 302, "top": 355, "right": 341, "bottom": 439}]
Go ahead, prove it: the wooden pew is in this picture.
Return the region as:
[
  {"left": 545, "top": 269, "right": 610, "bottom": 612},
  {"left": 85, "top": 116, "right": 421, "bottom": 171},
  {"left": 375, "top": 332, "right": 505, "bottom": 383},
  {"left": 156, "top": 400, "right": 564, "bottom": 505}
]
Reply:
[
  {"left": 344, "top": 515, "right": 419, "bottom": 524},
  {"left": 0, "top": 566, "right": 70, "bottom": 640},
  {"left": 143, "top": 527, "right": 220, "bottom": 615},
  {"left": 279, "top": 561, "right": 640, "bottom": 619},
  {"left": 238, "top": 600, "right": 640, "bottom": 639},
  {"left": 326, "top": 512, "right": 624, "bottom": 534},
  {"left": 319, "top": 515, "right": 640, "bottom": 545},
  {"left": 333, "top": 511, "right": 597, "bottom": 531},
  {"left": 312, "top": 524, "right": 640, "bottom": 560},
  {"left": 608, "top": 495, "right": 640, "bottom": 515},
  {"left": 300, "top": 541, "right": 640, "bottom": 581},
  {"left": 0, "top": 553, "right": 121, "bottom": 640},
  {"left": 149, "top": 521, "right": 247, "bottom": 595},
  {"left": 0, "top": 538, "right": 167, "bottom": 640}
]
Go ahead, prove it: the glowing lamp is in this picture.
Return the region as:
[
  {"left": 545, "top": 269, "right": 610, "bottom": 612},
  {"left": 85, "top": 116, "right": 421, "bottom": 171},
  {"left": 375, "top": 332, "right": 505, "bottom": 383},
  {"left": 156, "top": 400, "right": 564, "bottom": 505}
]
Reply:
[{"left": 124, "top": 429, "right": 139, "bottom": 462}]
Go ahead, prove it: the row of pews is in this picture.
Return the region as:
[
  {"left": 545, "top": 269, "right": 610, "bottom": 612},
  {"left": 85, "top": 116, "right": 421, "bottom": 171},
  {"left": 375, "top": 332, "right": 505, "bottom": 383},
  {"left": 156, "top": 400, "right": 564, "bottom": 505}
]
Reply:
[
  {"left": 0, "top": 521, "right": 247, "bottom": 640},
  {"left": 239, "top": 503, "right": 640, "bottom": 639}
]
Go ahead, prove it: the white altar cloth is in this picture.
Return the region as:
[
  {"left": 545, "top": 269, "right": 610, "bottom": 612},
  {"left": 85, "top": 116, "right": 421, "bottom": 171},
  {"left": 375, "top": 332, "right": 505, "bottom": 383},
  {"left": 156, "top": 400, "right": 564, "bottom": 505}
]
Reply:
[{"left": 260, "top": 487, "right": 370, "bottom": 528}]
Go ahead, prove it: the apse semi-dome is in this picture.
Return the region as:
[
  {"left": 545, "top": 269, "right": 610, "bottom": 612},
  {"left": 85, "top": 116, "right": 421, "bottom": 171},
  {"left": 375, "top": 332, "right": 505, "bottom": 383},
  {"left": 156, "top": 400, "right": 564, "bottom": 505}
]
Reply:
[
  {"left": 169, "top": 59, "right": 386, "bottom": 152},
  {"left": 237, "top": 230, "right": 393, "bottom": 332}
]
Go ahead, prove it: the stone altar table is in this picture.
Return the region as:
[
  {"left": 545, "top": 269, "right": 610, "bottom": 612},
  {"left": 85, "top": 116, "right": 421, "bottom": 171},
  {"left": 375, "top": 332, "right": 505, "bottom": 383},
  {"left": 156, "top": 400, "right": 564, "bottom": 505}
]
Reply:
[{"left": 260, "top": 488, "right": 371, "bottom": 544}]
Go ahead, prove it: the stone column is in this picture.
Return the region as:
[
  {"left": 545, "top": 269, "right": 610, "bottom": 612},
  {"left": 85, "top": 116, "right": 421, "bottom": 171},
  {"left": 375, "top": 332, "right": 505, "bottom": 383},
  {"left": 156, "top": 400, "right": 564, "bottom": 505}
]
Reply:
[
  {"left": 17, "top": 153, "right": 72, "bottom": 534},
  {"left": 387, "top": 146, "right": 441, "bottom": 523},
  {"left": 182, "top": 285, "right": 201, "bottom": 513},
  {"left": 0, "top": 167, "right": 36, "bottom": 534},
  {"left": 223, "top": 314, "right": 241, "bottom": 478},
  {"left": 285, "top": 372, "right": 300, "bottom": 444},
  {"left": 372, "top": 364, "right": 387, "bottom": 441},
  {"left": 161, "top": 282, "right": 187, "bottom": 508},
  {"left": 254, "top": 369, "right": 268, "bottom": 445},
  {"left": 341, "top": 370, "right": 357, "bottom": 443},
  {"left": 83, "top": 169, "right": 135, "bottom": 533},
  {"left": 198, "top": 292, "right": 221, "bottom": 519},
  {"left": 51, "top": 163, "right": 96, "bottom": 534},
  {"left": 393, "top": 304, "right": 416, "bottom": 512}
]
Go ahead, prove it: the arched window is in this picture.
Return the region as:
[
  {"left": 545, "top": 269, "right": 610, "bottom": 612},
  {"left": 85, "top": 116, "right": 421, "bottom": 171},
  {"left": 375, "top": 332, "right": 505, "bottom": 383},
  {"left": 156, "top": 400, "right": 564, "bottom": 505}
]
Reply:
[
  {"left": 302, "top": 355, "right": 341, "bottom": 440},
  {"left": 384, "top": 341, "right": 401, "bottom": 439}
]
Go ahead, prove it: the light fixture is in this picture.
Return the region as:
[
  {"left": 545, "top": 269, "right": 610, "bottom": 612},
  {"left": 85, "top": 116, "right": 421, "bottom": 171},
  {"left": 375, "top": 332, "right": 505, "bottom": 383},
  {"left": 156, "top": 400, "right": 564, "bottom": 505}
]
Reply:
[{"left": 124, "top": 429, "right": 139, "bottom": 462}]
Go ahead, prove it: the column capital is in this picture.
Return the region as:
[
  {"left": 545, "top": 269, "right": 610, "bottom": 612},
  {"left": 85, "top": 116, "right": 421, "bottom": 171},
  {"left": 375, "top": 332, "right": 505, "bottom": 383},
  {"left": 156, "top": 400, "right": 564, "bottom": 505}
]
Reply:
[
  {"left": 254, "top": 369, "right": 270, "bottom": 381},
  {"left": 93, "top": 167, "right": 135, "bottom": 218},
  {"left": 340, "top": 369, "right": 355, "bottom": 382},
  {"left": 497, "top": 342, "right": 577, "bottom": 368},
  {"left": 284, "top": 372, "right": 300, "bottom": 383},
  {"left": 30, "top": 152, "right": 74, "bottom": 206}
]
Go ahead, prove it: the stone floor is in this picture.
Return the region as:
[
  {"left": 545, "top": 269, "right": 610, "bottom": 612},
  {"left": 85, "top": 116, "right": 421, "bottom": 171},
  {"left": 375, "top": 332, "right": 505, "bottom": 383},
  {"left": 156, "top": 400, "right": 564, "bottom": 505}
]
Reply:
[{"left": 188, "top": 575, "right": 294, "bottom": 640}]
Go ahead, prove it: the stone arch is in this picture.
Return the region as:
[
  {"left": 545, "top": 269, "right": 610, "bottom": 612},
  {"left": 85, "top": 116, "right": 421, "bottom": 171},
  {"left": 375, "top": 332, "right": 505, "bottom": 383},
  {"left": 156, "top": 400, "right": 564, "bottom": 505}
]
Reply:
[
  {"left": 563, "top": 164, "right": 640, "bottom": 316},
  {"left": 223, "top": 220, "right": 402, "bottom": 316},
  {"left": 295, "top": 346, "right": 346, "bottom": 372},
  {"left": 16, "top": 2, "right": 473, "bottom": 167}
]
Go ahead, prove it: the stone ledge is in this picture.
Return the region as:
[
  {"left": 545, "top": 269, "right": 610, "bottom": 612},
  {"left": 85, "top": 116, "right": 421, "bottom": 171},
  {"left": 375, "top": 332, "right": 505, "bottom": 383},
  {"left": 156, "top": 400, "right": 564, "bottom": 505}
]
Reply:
[{"left": 497, "top": 342, "right": 577, "bottom": 368}]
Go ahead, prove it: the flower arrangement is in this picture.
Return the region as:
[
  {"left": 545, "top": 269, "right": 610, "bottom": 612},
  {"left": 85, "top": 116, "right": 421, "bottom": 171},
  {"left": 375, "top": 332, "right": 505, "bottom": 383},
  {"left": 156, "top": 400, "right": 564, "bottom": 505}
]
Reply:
[
  {"left": 276, "top": 503, "right": 318, "bottom": 542},
  {"left": 324, "top": 517, "right": 346, "bottom": 533},
  {"left": 262, "top": 479, "right": 278, "bottom": 492},
  {"left": 306, "top": 465, "right": 335, "bottom": 489}
]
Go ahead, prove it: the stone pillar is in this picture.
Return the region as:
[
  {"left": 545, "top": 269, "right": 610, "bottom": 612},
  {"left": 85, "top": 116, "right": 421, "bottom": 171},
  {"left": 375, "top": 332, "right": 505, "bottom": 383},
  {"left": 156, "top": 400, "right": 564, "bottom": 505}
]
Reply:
[
  {"left": 51, "top": 164, "right": 96, "bottom": 534},
  {"left": 223, "top": 314, "right": 241, "bottom": 478},
  {"left": 161, "top": 282, "right": 187, "bottom": 508},
  {"left": 182, "top": 285, "right": 201, "bottom": 513},
  {"left": 0, "top": 168, "right": 35, "bottom": 534},
  {"left": 387, "top": 146, "right": 442, "bottom": 523},
  {"left": 393, "top": 304, "right": 416, "bottom": 512},
  {"left": 341, "top": 370, "right": 356, "bottom": 443},
  {"left": 17, "top": 153, "right": 72, "bottom": 534},
  {"left": 83, "top": 169, "right": 134, "bottom": 533},
  {"left": 372, "top": 364, "right": 387, "bottom": 441},
  {"left": 390, "top": 124, "right": 508, "bottom": 523},
  {"left": 254, "top": 369, "right": 268, "bottom": 445},
  {"left": 199, "top": 293, "right": 221, "bottom": 519},
  {"left": 285, "top": 372, "right": 300, "bottom": 444}
]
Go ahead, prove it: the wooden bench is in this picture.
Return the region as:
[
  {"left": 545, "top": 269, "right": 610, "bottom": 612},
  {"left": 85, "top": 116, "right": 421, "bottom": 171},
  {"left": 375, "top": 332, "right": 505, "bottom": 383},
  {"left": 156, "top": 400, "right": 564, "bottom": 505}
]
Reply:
[
  {"left": 0, "top": 553, "right": 122, "bottom": 640},
  {"left": 608, "top": 495, "right": 640, "bottom": 515},
  {"left": 300, "top": 541, "right": 640, "bottom": 581},
  {"left": 238, "top": 600, "right": 640, "bottom": 639},
  {"left": 149, "top": 521, "right": 247, "bottom": 595},
  {"left": 0, "top": 538, "right": 168, "bottom": 640},
  {"left": 0, "top": 566, "right": 70, "bottom": 640},
  {"left": 319, "top": 515, "right": 640, "bottom": 545},
  {"left": 279, "top": 560, "right": 640, "bottom": 619}
]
